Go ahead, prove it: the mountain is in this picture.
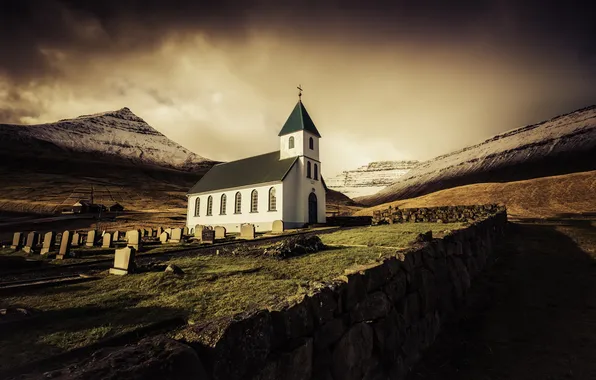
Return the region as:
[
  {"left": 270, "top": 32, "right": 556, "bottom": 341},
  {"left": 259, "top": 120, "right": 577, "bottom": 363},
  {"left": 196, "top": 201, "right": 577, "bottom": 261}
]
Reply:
[
  {"left": 358, "top": 105, "right": 596, "bottom": 205},
  {"left": 355, "top": 170, "right": 596, "bottom": 220},
  {"left": 326, "top": 161, "right": 419, "bottom": 198},
  {"left": 0, "top": 107, "right": 211, "bottom": 171}
]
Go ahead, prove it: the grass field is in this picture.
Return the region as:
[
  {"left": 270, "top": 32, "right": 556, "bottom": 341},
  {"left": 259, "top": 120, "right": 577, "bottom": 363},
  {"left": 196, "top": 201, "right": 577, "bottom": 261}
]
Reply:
[{"left": 0, "top": 222, "right": 461, "bottom": 371}]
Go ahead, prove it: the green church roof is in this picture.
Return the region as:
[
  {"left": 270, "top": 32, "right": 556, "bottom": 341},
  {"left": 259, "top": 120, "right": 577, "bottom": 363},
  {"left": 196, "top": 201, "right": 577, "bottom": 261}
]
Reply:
[{"left": 278, "top": 100, "right": 322, "bottom": 138}]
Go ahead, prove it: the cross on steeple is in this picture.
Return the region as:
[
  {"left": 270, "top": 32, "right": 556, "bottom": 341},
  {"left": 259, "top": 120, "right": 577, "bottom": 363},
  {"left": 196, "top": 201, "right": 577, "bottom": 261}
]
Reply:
[{"left": 297, "top": 84, "right": 303, "bottom": 100}]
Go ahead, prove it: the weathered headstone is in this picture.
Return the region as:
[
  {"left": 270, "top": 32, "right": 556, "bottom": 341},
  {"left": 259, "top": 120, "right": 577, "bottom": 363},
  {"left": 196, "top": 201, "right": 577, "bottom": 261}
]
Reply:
[
  {"left": 170, "top": 228, "right": 183, "bottom": 243},
  {"left": 111, "top": 231, "right": 119, "bottom": 242},
  {"left": 194, "top": 225, "right": 204, "bottom": 238},
  {"left": 148, "top": 228, "right": 154, "bottom": 237},
  {"left": 272, "top": 220, "right": 284, "bottom": 234},
  {"left": 165, "top": 228, "right": 172, "bottom": 237},
  {"left": 23, "top": 231, "right": 39, "bottom": 253},
  {"left": 102, "top": 233, "right": 113, "bottom": 248},
  {"left": 109, "top": 246, "right": 136, "bottom": 275},
  {"left": 57, "top": 231, "right": 72, "bottom": 259},
  {"left": 201, "top": 229, "right": 215, "bottom": 244},
  {"left": 72, "top": 232, "right": 81, "bottom": 246},
  {"left": 127, "top": 230, "right": 142, "bottom": 251},
  {"left": 240, "top": 224, "right": 255, "bottom": 240},
  {"left": 159, "top": 231, "right": 169, "bottom": 244},
  {"left": 157, "top": 227, "right": 163, "bottom": 236},
  {"left": 40, "top": 231, "right": 56, "bottom": 255},
  {"left": 214, "top": 226, "right": 226, "bottom": 239},
  {"left": 86, "top": 230, "right": 97, "bottom": 247},
  {"left": 10, "top": 232, "right": 23, "bottom": 249},
  {"left": 183, "top": 226, "right": 189, "bottom": 236}
]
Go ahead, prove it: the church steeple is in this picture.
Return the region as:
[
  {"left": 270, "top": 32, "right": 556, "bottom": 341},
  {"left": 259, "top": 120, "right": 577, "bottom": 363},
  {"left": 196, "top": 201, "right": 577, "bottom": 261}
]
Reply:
[
  {"left": 279, "top": 88, "right": 321, "bottom": 161},
  {"left": 278, "top": 88, "right": 322, "bottom": 138}
]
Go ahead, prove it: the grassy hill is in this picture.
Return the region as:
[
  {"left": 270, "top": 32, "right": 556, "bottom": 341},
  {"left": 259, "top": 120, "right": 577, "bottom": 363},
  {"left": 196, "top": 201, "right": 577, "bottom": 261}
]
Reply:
[{"left": 355, "top": 170, "right": 596, "bottom": 219}]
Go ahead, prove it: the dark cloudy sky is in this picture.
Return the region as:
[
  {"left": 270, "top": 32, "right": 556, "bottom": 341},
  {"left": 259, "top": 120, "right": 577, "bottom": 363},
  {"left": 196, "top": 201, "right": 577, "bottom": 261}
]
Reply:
[{"left": 1, "top": 0, "right": 595, "bottom": 176}]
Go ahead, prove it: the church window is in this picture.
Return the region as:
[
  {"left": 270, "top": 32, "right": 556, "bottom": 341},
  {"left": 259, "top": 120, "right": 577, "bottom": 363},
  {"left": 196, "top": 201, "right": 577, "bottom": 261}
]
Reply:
[
  {"left": 289, "top": 136, "right": 295, "bottom": 149},
  {"left": 194, "top": 197, "right": 200, "bottom": 216},
  {"left": 251, "top": 189, "right": 259, "bottom": 212},
  {"left": 307, "top": 161, "right": 312, "bottom": 178},
  {"left": 269, "top": 187, "right": 277, "bottom": 211},
  {"left": 314, "top": 163, "right": 319, "bottom": 180},
  {"left": 206, "top": 195, "right": 213, "bottom": 216},
  {"left": 309, "top": 137, "right": 314, "bottom": 150},
  {"left": 220, "top": 194, "right": 227, "bottom": 215},
  {"left": 235, "top": 192, "right": 242, "bottom": 214}
]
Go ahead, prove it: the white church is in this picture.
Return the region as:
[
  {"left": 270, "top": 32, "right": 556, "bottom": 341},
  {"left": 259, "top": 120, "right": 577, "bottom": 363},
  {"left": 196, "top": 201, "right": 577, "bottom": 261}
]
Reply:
[{"left": 186, "top": 93, "right": 326, "bottom": 232}]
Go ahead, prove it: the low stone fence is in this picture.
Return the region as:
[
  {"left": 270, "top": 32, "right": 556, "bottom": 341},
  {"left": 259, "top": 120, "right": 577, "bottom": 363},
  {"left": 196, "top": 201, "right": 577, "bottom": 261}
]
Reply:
[
  {"left": 372, "top": 204, "right": 506, "bottom": 224},
  {"left": 42, "top": 208, "right": 508, "bottom": 380},
  {"left": 326, "top": 216, "right": 373, "bottom": 227}
]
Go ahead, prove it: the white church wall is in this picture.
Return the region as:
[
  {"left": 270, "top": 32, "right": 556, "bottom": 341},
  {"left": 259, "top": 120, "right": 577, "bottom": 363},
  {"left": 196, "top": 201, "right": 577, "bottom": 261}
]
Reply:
[
  {"left": 186, "top": 182, "right": 283, "bottom": 233},
  {"left": 280, "top": 130, "right": 320, "bottom": 161},
  {"left": 302, "top": 130, "right": 320, "bottom": 162},
  {"left": 282, "top": 163, "right": 305, "bottom": 227},
  {"left": 298, "top": 156, "right": 327, "bottom": 224}
]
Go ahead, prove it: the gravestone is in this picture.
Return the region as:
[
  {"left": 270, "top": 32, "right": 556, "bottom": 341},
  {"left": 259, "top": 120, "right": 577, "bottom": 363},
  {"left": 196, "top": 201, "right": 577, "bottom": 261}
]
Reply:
[
  {"left": 170, "top": 228, "right": 183, "bottom": 243},
  {"left": 201, "top": 229, "right": 215, "bottom": 244},
  {"left": 23, "top": 231, "right": 39, "bottom": 253},
  {"left": 112, "top": 231, "right": 120, "bottom": 242},
  {"left": 272, "top": 220, "right": 284, "bottom": 234},
  {"left": 72, "top": 232, "right": 81, "bottom": 247},
  {"left": 183, "top": 226, "right": 189, "bottom": 236},
  {"left": 143, "top": 229, "right": 149, "bottom": 237},
  {"left": 165, "top": 228, "right": 172, "bottom": 237},
  {"left": 194, "top": 225, "right": 204, "bottom": 238},
  {"left": 10, "top": 232, "right": 23, "bottom": 250},
  {"left": 86, "top": 230, "right": 97, "bottom": 247},
  {"left": 57, "top": 230, "right": 72, "bottom": 259},
  {"left": 102, "top": 233, "right": 113, "bottom": 248},
  {"left": 157, "top": 227, "right": 163, "bottom": 237},
  {"left": 109, "top": 246, "right": 136, "bottom": 275},
  {"left": 214, "top": 226, "right": 226, "bottom": 239},
  {"left": 240, "top": 224, "right": 255, "bottom": 240},
  {"left": 148, "top": 228, "right": 154, "bottom": 237},
  {"left": 40, "top": 231, "right": 56, "bottom": 255},
  {"left": 127, "top": 230, "right": 142, "bottom": 251},
  {"left": 159, "top": 231, "right": 169, "bottom": 244}
]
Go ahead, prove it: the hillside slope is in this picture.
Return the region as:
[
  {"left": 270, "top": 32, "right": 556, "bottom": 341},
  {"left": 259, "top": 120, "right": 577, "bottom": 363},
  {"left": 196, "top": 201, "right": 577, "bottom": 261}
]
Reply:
[
  {"left": 359, "top": 105, "right": 596, "bottom": 205},
  {"left": 0, "top": 107, "right": 210, "bottom": 171},
  {"left": 355, "top": 170, "right": 596, "bottom": 219}
]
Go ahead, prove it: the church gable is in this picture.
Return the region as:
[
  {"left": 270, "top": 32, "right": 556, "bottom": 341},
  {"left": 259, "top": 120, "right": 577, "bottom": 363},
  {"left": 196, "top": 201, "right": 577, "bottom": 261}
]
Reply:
[{"left": 187, "top": 151, "right": 297, "bottom": 195}]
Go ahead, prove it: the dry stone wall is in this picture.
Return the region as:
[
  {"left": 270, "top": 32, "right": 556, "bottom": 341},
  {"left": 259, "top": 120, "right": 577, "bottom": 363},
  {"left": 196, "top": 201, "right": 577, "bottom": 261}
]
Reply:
[
  {"left": 372, "top": 204, "right": 505, "bottom": 224},
  {"left": 179, "top": 208, "right": 507, "bottom": 380}
]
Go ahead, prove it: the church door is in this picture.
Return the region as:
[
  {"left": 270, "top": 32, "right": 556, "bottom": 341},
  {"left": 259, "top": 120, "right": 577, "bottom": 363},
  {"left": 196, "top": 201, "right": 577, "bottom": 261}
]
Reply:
[{"left": 308, "top": 193, "right": 318, "bottom": 224}]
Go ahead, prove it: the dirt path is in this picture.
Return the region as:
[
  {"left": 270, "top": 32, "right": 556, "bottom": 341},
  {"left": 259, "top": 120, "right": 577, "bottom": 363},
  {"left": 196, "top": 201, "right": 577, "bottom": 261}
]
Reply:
[{"left": 409, "top": 219, "right": 596, "bottom": 380}]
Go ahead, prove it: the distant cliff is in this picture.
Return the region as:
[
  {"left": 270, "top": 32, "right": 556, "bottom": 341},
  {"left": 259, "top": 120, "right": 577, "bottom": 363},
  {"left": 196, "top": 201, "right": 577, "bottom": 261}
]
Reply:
[{"left": 326, "top": 160, "right": 419, "bottom": 198}]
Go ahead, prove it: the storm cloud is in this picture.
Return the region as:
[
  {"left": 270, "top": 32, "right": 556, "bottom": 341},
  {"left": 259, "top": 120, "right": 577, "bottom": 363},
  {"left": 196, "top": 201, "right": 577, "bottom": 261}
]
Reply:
[{"left": 1, "top": 0, "right": 595, "bottom": 175}]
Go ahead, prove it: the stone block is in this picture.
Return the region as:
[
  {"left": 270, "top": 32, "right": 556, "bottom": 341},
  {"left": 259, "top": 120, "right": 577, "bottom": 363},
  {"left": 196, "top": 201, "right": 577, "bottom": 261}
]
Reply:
[
  {"left": 59, "top": 230, "right": 72, "bottom": 257},
  {"left": 241, "top": 223, "right": 255, "bottom": 240},
  {"left": 382, "top": 270, "right": 407, "bottom": 305},
  {"left": 183, "top": 226, "right": 189, "bottom": 236},
  {"left": 159, "top": 231, "right": 169, "bottom": 243},
  {"left": 331, "top": 322, "right": 373, "bottom": 380},
  {"left": 397, "top": 292, "right": 420, "bottom": 326},
  {"left": 215, "top": 226, "right": 226, "bottom": 239},
  {"left": 254, "top": 338, "right": 313, "bottom": 380},
  {"left": 10, "top": 232, "right": 23, "bottom": 249},
  {"left": 86, "top": 230, "right": 97, "bottom": 247},
  {"left": 23, "top": 231, "right": 39, "bottom": 253},
  {"left": 127, "top": 230, "right": 142, "bottom": 251},
  {"left": 337, "top": 273, "right": 367, "bottom": 311},
  {"left": 71, "top": 232, "right": 81, "bottom": 247},
  {"left": 102, "top": 233, "right": 112, "bottom": 248},
  {"left": 314, "top": 318, "right": 345, "bottom": 350},
  {"left": 271, "top": 300, "right": 314, "bottom": 344},
  {"left": 170, "top": 228, "right": 183, "bottom": 243},
  {"left": 193, "top": 225, "right": 203, "bottom": 238},
  {"left": 202, "top": 229, "right": 215, "bottom": 244},
  {"left": 110, "top": 246, "right": 136, "bottom": 275},
  {"left": 40, "top": 231, "right": 56, "bottom": 255},
  {"left": 350, "top": 291, "right": 392, "bottom": 323},
  {"left": 308, "top": 287, "right": 338, "bottom": 326},
  {"left": 272, "top": 220, "right": 284, "bottom": 233}
]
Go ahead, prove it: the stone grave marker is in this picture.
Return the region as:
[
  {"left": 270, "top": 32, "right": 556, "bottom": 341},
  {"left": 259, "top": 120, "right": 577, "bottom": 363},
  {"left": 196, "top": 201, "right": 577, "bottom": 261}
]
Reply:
[
  {"left": 148, "top": 228, "right": 154, "bottom": 237},
  {"left": 170, "top": 228, "right": 182, "bottom": 243},
  {"left": 102, "top": 233, "right": 113, "bottom": 248},
  {"left": 214, "top": 226, "right": 226, "bottom": 239},
  {"left": 111, "top": 231, "right": 119, "bottom": 242},
  {"left": 272, "top": 220, "right": 284, "bottom": 234},
  {"left": 109, "top": 246, "right": 136, "bottom": 275},
  {"left": 57, "top": 230, "right": 72, "bottom": 259},
  {"left": 165, "top": 228, "right": 172, "bottom": 237},
  {"left": 86, "top": 230, "right": 97, "bottom": 247},
  {"left": 157, "top": 227, "right": 163, "bottom": 237},
  {"left": 10, "top": 232, "right": 23, "bottom": 249},
  {"left": 40, "top": 231, "right": 56, "bottom": 255},
  {"left": 127, "top": 230, "right": 142, "bottom": 251},
  {"left": 202, "top": 228, "right": 215, "bottom": 244},
  {"left": 23, "top": 231, "right": 39, "bottom": 253},
  {"left": 240, "top": 224, "right": 255, "bottom": 240},
  {"left": 183, "top": 226, "right": 189, "bottom": 236},
  {"left": 72, "top": 232, "right": 81, "bottom": 247},
  {"left": 194, "top": 225, "right": 204, "bottom": 238},
  {"left": 159, "top": 231, "right": 169, "bottom": 244}
]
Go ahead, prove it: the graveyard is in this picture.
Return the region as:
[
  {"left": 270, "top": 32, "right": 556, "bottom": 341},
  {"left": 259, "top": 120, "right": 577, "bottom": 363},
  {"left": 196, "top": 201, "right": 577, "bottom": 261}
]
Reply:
[{"left": 0, "top": 220, "right": 463, "bottom": 374}]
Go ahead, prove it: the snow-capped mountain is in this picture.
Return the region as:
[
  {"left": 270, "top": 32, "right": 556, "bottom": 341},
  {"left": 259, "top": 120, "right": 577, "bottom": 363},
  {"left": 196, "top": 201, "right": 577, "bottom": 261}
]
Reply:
[
  {"left": 359, "top": 105, "right": 596, "bottom": 205},
  {"left": 326, "top": 161, "right": 419, "bottom": 198},
  {"left": 0, "top": 107, "right": 211, "bottom": 171}
]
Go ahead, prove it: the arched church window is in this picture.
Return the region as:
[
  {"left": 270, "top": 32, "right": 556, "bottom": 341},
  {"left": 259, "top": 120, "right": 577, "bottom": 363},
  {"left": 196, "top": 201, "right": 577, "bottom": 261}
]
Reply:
[
  {"left": 220, "top": 194, "right": 227, "bottom": 215},
  {"left": 235, "top": 192, "right": 242, "bottom": 214},
  {"left": 206, "top": 195, "right": 213, "bottom": 216},
  {"left": 314, "top": 163, "right": 319, "bottom": 180},
  {"left": 309, "top": 137, "right": 314, "bottom": 150},
  {"left": 307, "top": 161, "right": 312, "bottom": 178},
  {"left": 251, "top": 190, "right": 259, "bottom": 212},
  {"left": 289, "top": 136, "right": 295, "bottom": 149},
  {"left": 269, "top": 187, "right": 277, "bottom": 211},
  {"left": 194, "top": 197, "right": 200, "bottom": 216}
]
